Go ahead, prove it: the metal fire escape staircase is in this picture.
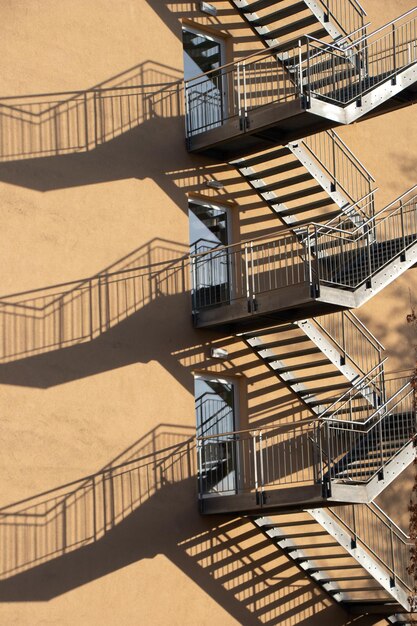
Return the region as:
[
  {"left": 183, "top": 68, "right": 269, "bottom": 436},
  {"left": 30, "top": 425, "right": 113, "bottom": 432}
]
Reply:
[
  {"left": 253, "top": 503, "right": 414, "bottom": 615},
  {"left": 193, "top": 4, "right": 417, "bottom": 620},
  {"left": 229, "top": 0, "right": 367, "bottom": 51},
  {"left": 230, "top": 127, "right": 374, "bottom": 229},
  {"left": 185, "top": 9, "right": 417, "bottom": 159}
]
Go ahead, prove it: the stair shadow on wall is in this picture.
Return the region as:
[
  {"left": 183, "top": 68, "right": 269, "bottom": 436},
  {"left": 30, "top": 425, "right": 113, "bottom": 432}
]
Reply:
[{"left": 0, "top": 423, "right": 348, "bottom": 626}]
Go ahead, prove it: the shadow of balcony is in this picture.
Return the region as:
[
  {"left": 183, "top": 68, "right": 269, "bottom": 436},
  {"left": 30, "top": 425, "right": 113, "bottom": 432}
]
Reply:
[{"left": 0, "top": 422, "right": 347, "bottom": 626}]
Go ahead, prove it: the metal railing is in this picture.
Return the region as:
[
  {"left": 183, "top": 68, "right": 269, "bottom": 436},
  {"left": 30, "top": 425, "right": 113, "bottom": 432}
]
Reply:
[
  {"left": 190, "top": 229, "right": 309, "bottom": 312},
  {"left": 320, "top": 378, "right": 414, "bottom": 484},
  {"left": 197, "top": 377, "right": 415, "bottom": 498},
  {"left": 312, "top": 0, "right": 366, "bottom": 46},
  {"left": 311, "top": 310, "right": 384, "bottom": 380},
  {"left": 191, "top": 185, "right": 417, "bottom": 314},
  {"left": 316, "top": 185, "right": 417, "bottom": 290},
  {"left": 304, "top": 8, "right": 417, "bottom": 106},
  {"left": 326, "top": 502, "right": 413, "bottom": 591},
  {"left": 197, "top": 421, "right": 321, "bottom": 497},
  {"left": 300, "top": 129, "right": 375, "bottom": 210},
  {"left": 184, "top": 9, "right": 417, "bottom": 138}
]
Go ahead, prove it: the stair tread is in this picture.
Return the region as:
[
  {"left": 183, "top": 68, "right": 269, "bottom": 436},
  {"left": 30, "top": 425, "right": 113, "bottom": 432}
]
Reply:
[
  {"left": 241, "top": 0, "right": 286, "bottom": 15},
  {"left": 298, "top": 381, "right": 351, "bottom": 395},
  {"left": 292, "top": 209, "right": 342, "bottom": 226},
  {"left": 235, "top": 147, "right": 290, "bottom": 168},
  {"left": 272, "top": 184, "right": 324, "bottom": 204},
  {"left": 267, "top": 14, "right": 319, "bottom": 39},
  {"left": 279, "top": 196, "right": 335, "bottom": 216},
  {"left": 241, "top": 323, "right": 296, "bottom": 339},
  {"left": 294, "top": 371, "right": 342, "bottom": 384},
  {"left": 264, "top": 346, "right": 322, "bottom": 360},
  {"left": 246, "top": 160, "right": 303, "bottom": 179},
  {"left": 250, "top": 2, "right": 307, "bottom": 27},
  {"left": 255, "top": 335, "right": 311, "bottom": 350},
  {"left": 276, "top": 359, "right": 331, "bottom": 372},
  {"left": 274, "top": 27, "right": 329, "bottom": 49},
  {"left": 249, "top": 172, "right": 313, "bottom": 190}
]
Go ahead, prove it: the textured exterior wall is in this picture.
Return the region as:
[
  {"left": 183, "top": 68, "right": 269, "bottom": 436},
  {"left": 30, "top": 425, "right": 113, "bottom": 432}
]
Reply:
[{"left": 0, "top": 1, "right": 415, "bottom": 624}]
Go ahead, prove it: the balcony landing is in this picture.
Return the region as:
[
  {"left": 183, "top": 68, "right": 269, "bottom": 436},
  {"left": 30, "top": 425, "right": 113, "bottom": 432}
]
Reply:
[{"left": 193, "top": 283, "right": 356, "bottom": 332}]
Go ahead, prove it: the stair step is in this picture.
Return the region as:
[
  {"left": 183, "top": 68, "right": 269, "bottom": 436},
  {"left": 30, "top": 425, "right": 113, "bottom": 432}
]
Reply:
[
  {"left": 286, "top": 542, "right": 338, "bottom": 552},
  {"left": 241, "top": 0, "right": 285, "bottom": 15},
  {"left": 329, "top": 585, "right": 388, "bottom": 594},
  {"left": 277, "top": 531, "right": 328, "bottom": 539},
  {"left": 268, "top": 184, "right": 324, "bottom": 203},
  {"left": 259, "top": 519, "right": 317, "bottom": 530},
  {"left": 308, "top": 564, "right": 362, "bottom": 571},
  {"left": 319, "top": 576, "right": 373, "bottom": 583},
  {"left": 279, "top": 196, "right": 334, "bottom": 216},
  {"left": 276, "top": 359, "right": 331, "bottom": 372},
  {"left": 276, "top": 28, "right": 329, "bottom": 49},
  {"left": 264, "top": 346, "right": 321, "bottom": 360},
  {"left": 251, "top": 2, "right": 307, "bottom": 27},
  {"left": 295, "top": 553, "right": 347, "bottom": 561},
  {"left": 246, "top": 160, "right": 302, "bottom": 180},
  {"left": 294, "top": 371, "right": 342, "bottom": 384},
  {"left": 268, "top": 14, "right": 318, "bottom": 40},
  {"left": 241, "top": 323, "right": 296, "bottom": 339},
  {"left": 236, "top": 147, "right": 290, "bottom": 168},
  {"left": 250, "top": 172, "right": 313, "bottom": 190},
  {"left": 298, "top": 381, "right": 350, "bottom": 396},
  {"left": 293, "top": 209, "right": 343, "bottom": 226},
  {"left": 256, "top": 335, "right": 311, "bottom": 350}
]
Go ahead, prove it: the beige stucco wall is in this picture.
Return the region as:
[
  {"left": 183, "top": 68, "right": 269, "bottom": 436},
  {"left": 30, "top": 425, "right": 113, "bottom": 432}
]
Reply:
[{"left": 0, "top": 1, "right": 415, "bottom": 624}]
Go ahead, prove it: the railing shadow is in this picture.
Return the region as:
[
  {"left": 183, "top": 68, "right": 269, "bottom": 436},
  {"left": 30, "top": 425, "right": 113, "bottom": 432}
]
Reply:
[
  {"left": 0, "top": 423, "right": 344, "bottom": 626},
  {"left": 0, "top": 237, "right": 198, "bottom": 388}
]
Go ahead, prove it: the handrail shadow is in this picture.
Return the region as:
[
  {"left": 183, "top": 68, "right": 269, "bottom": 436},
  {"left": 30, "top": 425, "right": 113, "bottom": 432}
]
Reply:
[{"left": 0, "top": 422, "right": 342, "bottom": 626}]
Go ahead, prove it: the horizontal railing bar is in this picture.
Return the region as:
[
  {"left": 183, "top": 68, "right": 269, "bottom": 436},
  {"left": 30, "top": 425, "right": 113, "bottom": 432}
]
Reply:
[{"left": 196, "top": 420, "right": 318, "bottom": 442}]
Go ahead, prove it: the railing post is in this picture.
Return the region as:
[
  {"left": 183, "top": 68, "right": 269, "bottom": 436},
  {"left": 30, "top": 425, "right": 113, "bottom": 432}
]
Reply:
[
  {"left": 236, "top": 62, "right": 241, "bottom": 125},
  {"left": 259, "top": 430, "right": 265, "bottom": 494},
  {"left": 332, "top": 134, "right": 337, "bottom": 192},
  {"left": 197, "top": 439, "right": 204, "bottom": 499},
  {"left": 242, "top": 62, "right": 248, "bottom": 131},
  {"left": 252, "top": 432, "right": 259, "bottom": 500},
  {"left": 326, "top": 421, "right": 332, "bottom": 496},
  {"left": 365, "top": 226, "right": 372, "bottom": 288},
  {"left": 305, "top": 39, "right": 311, "bottom": 109},
  {"left": 341, "top": 311, "right": 346, "bottom": 366},
  {"left": 351, "top": 504, "right": 357, "bottom": 549},
  {"left": 389, "top": 523, "right": 396, "bottom": 587},
  {"left": 244, "top": 243, "right": 251, "bottom": 313},
  {"left": 392, "top": 23, "right": 397, "bottom": 85},
  {"left": 400, "top": 200, "right": 407, "bottom": 260}
]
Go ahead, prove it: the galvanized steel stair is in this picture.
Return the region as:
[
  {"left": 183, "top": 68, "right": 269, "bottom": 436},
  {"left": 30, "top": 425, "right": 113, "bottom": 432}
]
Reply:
[
  {"left": 240, "top": 311, "right": 384, "bottom": 415},
  {"left": 230, "top": 129, "right": 374, "bottom": 229},
  {"left": 229, "top": 0, "right": 366, "bottom": 51},
  {"left": 252, "top": 504, "right": 413, "bottom": 615}
]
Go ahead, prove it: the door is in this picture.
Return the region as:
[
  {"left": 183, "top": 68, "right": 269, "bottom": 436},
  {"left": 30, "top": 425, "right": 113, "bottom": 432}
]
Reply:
[
  {"left": 195, "top": 375, "right": 238, "bottom": 495},
  {"left": 182, "top": 26, "right": 226, "bottom": 135},
  {"left": 189, "top": 199, "right": 231, "bottom": 309}
]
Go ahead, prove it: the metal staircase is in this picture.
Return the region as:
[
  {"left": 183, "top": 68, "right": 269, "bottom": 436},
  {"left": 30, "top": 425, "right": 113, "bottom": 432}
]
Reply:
[
  {"left": 185, "top": 9, "right": 417, "bottom": 158},
  {"left": 252, "top": 502, "right": 413, "bottom": 615},
  {"left": 240, "top": 311, "right": 384, "bottom": 415},
  {"left": 231, "top": 129, "right": 375, "bottom": 229},
  {"left": 191, "top": 2, "right": 417, "bottom": 621},
  {"left": 229, "top": 0, "right": 367, "bottom": 51}
]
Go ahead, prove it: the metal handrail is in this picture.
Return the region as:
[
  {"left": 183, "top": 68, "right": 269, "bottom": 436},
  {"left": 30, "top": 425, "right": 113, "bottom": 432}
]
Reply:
[
  {"left": 312, "top": 184, "right": 417, "bottom": 238},
  {"left": 327, "top": 504, "right": 413, "bottom": 591},
  {"left": 312, "top": 312, "right": 384, "bottom": 377},
  {"left": 323, "top": 379, "right": 412, "bottom": 429},
  {"left": 318, "top": 359, "right": 387, "bottom": 421}
]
